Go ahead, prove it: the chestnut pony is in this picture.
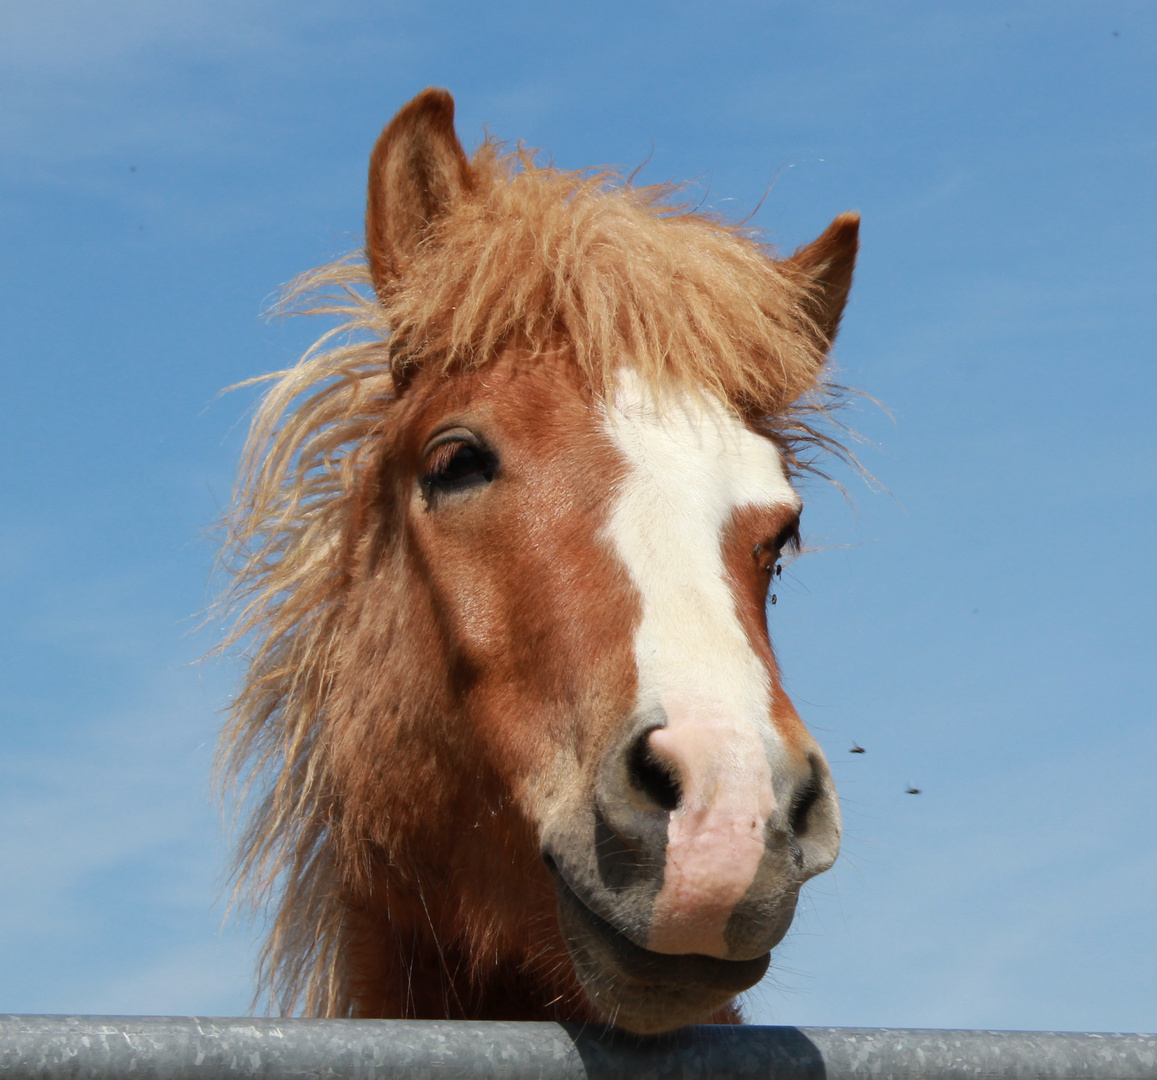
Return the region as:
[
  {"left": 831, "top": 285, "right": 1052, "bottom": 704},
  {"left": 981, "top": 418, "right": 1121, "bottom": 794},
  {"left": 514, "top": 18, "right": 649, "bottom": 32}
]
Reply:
[{"left": 221, "top": 88, "right": 859, "bottom": 1034}]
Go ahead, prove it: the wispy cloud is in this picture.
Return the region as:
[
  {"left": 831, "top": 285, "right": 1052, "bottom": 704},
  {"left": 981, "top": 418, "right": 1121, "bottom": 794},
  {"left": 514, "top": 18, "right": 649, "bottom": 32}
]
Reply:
[
  {"left": 0, "top": 651, "right": 258, "bottom": 1012},
  {"left": 0, "top": 0, "right": 286, "bottom": 78},
  {"left": 0, "top": 1, "right": 349, "bottom": 169}
]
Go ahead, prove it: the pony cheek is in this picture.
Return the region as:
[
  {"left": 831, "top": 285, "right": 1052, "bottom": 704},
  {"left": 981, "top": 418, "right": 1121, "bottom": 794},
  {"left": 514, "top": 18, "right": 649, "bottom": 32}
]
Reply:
[{"left": 472, "top": 612, "right": 635, "bottom": 825}]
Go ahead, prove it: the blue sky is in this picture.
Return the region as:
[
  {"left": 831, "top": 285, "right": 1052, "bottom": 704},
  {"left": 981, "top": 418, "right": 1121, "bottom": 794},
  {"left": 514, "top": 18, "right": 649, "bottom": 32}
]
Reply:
[{"left": 1, "top": 0, "right": 1153, "bottom": 1032}]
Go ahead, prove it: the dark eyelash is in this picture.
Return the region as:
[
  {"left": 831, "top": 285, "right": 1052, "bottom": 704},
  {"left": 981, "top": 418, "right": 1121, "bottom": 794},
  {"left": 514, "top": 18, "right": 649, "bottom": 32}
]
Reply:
[
  {"left": 421, "top": 439, "right": 497, "bottom": 499},
  {"left": 425, "top": 440, "right": 468, "bottom": 478},
  {"left": 774, "top": 521, "right": 801, "bottom": 555}
]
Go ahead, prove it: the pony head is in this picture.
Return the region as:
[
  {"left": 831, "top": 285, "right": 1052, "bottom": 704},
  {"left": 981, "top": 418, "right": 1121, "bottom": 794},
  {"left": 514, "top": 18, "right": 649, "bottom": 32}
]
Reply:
[{"left": 222, "top": 88, "right": 859, "bottom": 1033}]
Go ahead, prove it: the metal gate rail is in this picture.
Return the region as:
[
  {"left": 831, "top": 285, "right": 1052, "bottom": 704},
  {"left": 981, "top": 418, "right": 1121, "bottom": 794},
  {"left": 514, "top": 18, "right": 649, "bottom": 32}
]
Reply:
[{"left": 1, "top": 1016, "right": 1154, "bottom": 1080}]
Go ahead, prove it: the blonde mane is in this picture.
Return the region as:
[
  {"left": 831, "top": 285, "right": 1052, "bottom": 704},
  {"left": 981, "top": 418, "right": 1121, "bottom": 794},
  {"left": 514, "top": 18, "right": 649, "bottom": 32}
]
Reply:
[{"left": 218, "top": 142, "right": 850, "bottom": 1015}]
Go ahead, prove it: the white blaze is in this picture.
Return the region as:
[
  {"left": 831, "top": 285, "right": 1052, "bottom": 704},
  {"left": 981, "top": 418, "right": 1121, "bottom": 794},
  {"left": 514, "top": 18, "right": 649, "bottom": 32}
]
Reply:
[{"left": 602, "top": 370, "right": 801, "bottom": 958}]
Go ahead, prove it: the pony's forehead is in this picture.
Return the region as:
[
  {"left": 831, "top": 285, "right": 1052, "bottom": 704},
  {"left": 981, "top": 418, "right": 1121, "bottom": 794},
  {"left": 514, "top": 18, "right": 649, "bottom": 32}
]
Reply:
[
  {"left": 398, "top": 349, "right": 799, "bottom": 507},
  {"left": 603, "top": 368, "right": 801, "bottom": 512}
]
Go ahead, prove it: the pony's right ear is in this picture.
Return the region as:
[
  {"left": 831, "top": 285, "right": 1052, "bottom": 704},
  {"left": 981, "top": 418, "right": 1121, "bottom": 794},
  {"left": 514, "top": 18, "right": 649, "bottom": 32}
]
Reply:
[
  {"left": 781, "top": 211, "right": 860, "bottom": 353},
  {"left": 366, "top": 88, "right": 473, "bottom": 301}
]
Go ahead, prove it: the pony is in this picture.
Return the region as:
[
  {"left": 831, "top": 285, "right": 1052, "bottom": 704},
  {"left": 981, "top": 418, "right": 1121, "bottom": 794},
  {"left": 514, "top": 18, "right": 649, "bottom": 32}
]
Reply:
[{"left": 220, "top": 87, "right": 859, "bottom": 1035}]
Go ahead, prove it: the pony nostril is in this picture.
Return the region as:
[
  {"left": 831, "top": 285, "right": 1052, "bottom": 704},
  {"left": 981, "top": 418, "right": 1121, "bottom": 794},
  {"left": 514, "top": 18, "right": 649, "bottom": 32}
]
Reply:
[
  {"left": 786, "top": 754, "right": 842, "bottom": 882},
  {"left": 788, "top": 778, "right": 820, "bottom": 838},
  {"left": 627, "top": 731, "right": 681, "bottom": 812},
  {"left": 789, "top": 753, "right": 835, "bottom": 840}
]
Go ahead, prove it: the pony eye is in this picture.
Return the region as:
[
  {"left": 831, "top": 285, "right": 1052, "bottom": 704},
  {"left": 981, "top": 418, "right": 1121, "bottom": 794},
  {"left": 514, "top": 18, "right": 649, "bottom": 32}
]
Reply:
[
  {"left": 753, "top": 518, "right": 800, "bottom": 569},
  {"left": 421, "top": 438, "right": 497, "bottom": 498},
  {"left": 770, "top": 519, "right": 801, "bottom": 558}
]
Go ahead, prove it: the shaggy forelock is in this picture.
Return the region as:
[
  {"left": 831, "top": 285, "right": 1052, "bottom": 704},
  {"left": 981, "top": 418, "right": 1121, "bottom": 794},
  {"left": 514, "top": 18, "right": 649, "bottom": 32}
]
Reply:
[{"left": 384, "top": 142, "right": 827, "bottom": 412}]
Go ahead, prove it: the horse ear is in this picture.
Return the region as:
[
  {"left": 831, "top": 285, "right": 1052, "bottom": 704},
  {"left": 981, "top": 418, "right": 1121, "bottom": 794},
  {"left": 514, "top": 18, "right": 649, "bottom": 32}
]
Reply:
[
  {"left": 782, "top": 211, "right": 860, "bottom": 351},
  {"left": 366, "top": 87, "right": 473, "bottom": 300}
]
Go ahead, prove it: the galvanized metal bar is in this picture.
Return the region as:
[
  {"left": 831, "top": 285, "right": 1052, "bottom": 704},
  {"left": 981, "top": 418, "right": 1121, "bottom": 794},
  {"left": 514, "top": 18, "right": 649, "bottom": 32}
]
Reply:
[{"left": 1, "top": 1017, "right": 1154, "bottom": 1080}]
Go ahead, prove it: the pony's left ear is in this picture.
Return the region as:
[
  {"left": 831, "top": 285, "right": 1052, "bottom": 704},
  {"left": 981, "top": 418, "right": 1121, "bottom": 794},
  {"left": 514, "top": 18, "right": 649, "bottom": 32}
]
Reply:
[
  {"left": 782, "top": 211, "right": 860, "bottom": 352},
  {"left": 366, "top": 87, "right": 474, "bottom": 301}
]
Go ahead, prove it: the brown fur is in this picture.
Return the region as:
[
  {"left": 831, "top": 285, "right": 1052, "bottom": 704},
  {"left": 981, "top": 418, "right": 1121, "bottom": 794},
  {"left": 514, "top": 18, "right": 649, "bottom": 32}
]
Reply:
[
  {"left": 218, "top": 89, "right": 858, "bottom": 1019},
  {"left": 721, "top": 504, "right": 811, "bottom": 758}
]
